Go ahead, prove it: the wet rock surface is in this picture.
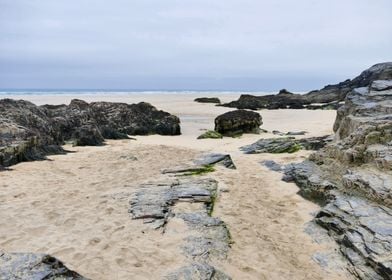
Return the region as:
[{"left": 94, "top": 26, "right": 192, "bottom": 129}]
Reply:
[
  {"left": 0, "top": 98, "right": 180, "bottom": 168},
  {"left": 194, "top": 97, "right": 221, "bottom": 104},
  {"left": 241, "top": 135, "right": 331, "bottom": 154},
  {"left": 284, "top": 80, "right": 392, "bottom": 279},
  {"left": 0, "top": 251, "right": 87, "bottom": 280},
  {"left": 214, "top": 110, "right": 262, "bottom": 136}
]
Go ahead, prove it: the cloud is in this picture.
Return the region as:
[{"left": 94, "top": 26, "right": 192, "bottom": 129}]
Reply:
[{"left": 0, "top": 0, "right": 391, "bottom": 90}]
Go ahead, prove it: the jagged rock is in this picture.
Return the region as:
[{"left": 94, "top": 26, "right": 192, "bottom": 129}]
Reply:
[
  {"left": 129, "top": 179, "right": 218, "bottom": 229},
  {"left": 194, "top": 97, "right": 221, "bottom": 104},
  {"left": 220, "top": 63, "right": 392, "bottom": 110},
  {"left": 284, "top": 80, "right": 392, "bottom": 279},
  {"left": 162, "top": 153, "right": 236, "bottom": 175},
  {"left": 221, "top": 92, "right": 309, "bottom": 110},
  {"left": 0, "top": 99, "right": 65, "bottom": 168},
  {"left": 214, "top": 110, "right": 262, "bottom": 136},
  {"left": 71, "top": 124, "right": 104, "bottom": 146},
  {"left": 197, "top": 130, "right": 223, "bottom": 139},
  {"left": 241, "top": 136, "right": 331, "bottom": 154},
  {"left": 166, "top": 263, "right": 231, "bottom": 280},
  {"left": 0, "top": 98, "right": 181, "bottom": 168},
  {"left": 194, "top": 153, "right": 236, "bottom": 169},
  {"left": 286, "top": 131, "right": 307, "bottom": 136},
  {"left": 0, "top": 251, "right": 87, "bottom": 280},
  {"left": 305, "top": 62, "right": 392, "bottom": 103},
  {"left": 130, "top": 178, "right": 231, "bottom": 278},
  {"left": 261, "top": 160, "right": 283, "bottom": 172}
]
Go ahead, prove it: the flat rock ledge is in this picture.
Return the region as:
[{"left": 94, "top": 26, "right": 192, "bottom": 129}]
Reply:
[
  {"left": 130, "top": 178, "right": 231, "bottom": 279},
  {"left": 283, "top": 81, "right": 392, "bottom": 280},
  {"left": 162, "top": 153, "right": 236, "bottom": 175},
  {"left": 0, "top": 251, "right": 87, "bottom": 280},
  {"left": 240, "top": 135, "right": 332, "bottom": 154}
]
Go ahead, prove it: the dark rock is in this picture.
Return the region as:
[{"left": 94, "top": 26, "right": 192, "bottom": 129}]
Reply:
[
  {"left": 221, "top": 92, "right": 309, "bottom": 110},
  {"left": 284, "top": 80, "right": 392, "bottom": 279},
  {"left": 305, "top": 62, "right": 392, "bottom": 103},
  {"left": 241, "top": 136, "right": 330, "bottom": 154},
  {"left": 71, "top": 124, "right": 104, "bottom": 146},
  {"left": 0, "top": 98, "right": 181, "bottom": 168},
  {"left": 194, "top": 153, "right": 236, "bottom": 169},
  {"left": 0, "top": 251, "right": 87, "bottom": 279},
  {"left": 221, "top": 63, "right": 392, "bottom": 110},
  {"left": 214, "top": 110, "right": 262, "bottom": 136},
  {"left": 241, "top": 137, "right": 301, "bottom": 154},
  {"left": 194, "top": 97, "right": 221, "bottom": 104},
  {"left": 162, "top": 153, "right": 236, "bottom": 175},
  {"left": 286, "top": 131, "right": 307, "bottom": 136},
  {"left": 261, "top": 160, "right": 282, "bottom": 172}
]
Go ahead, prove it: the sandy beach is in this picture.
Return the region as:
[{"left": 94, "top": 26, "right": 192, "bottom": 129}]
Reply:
[{"left": 0, "top": 93, "right": 351, "bottom": 279}]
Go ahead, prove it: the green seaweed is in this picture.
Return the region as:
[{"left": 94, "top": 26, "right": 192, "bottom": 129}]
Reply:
[{"left": 179, "top": 164, "right": 216, "bottom": 176}]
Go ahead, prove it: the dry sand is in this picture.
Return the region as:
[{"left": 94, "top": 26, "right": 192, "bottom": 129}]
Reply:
[{"left": 0, "top": 93, "right": 352, "bottom": 279}]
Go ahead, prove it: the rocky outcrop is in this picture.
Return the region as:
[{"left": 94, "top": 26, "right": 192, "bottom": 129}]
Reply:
[
  {"left": 0, "top": 251, "right": 87, "bottom": 279},
  {"left": 0, "top": 98, "right": 181, "bottom": 168},
  {"left": 221, "top": 62, "right": 392, "bottom": 110},
  {"left": 306, "top": 62, "right": 392, "bottom": 103},
  {"left": 194, "top": 97, "right": 221, "bottom": 104},
  {"left": 241, "top": 135, "right": 332, "bottom": 154},
  {"left": 221, "top": 91, "right": 309, "bottom": 110},
  {"left": 284, "top": 80, "right": 392, "bottom": 279},
  {"left": 214, "top": 110, "right": 262, "bottom": 136}
]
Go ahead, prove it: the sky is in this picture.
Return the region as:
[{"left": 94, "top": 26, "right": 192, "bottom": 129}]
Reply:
[{"left": 0, "top": 0, "right": 391, "bottom": 91}]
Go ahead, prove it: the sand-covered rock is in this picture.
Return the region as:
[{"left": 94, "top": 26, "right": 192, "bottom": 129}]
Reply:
[
  {"left": 284, "top": 80, "right": 392, "bottom": 279},
  {"left": 214, "top": 110, "right": 262, "bottom": 136},
  {"left": 0, "top": 98, "right": 181, "bottom": 168}
]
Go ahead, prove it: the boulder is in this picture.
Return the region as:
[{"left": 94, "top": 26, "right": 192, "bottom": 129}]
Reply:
[
  {"left": 214, "top": 110, "right": 262, "bottom": 136},
  {"left": 283, "top": 80, "right": 392, "bottom": 279},
  {"left": 194, "top": 97, "right": 221, "bottom": 104}
]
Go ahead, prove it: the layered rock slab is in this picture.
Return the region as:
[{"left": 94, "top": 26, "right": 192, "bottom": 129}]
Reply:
[
  {"left": 284, "top": 80, "right": 392, "bottom": 279},
  {"left": 129, "top": 178, "right": 231, "bottom": 279},
  {"left": 0, "top": 251, "right": 87, "bottom": 280}
]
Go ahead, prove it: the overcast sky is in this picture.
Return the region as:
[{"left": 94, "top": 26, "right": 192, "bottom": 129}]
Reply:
[{"left": 0, "top": 0, "right": 391, "bottom": 91}]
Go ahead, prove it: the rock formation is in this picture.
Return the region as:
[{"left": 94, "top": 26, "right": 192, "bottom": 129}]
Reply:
[
  {"left": 306, "top": 62, "right": 392, "bottom": 103},
  {"left": 241, "top": 135, "right": 332, "bottom": 154},
  {"left": 194, "top": 97, "right": 221, "bottom": 104},
  {"left": 0, "top": 98, "right": 181, "bottom": 168},
  {"left": 214, "top": 110, "right": 262, "bottom": 136},
  {"left": 130, "top": 153, "right": 235, "bottom": 279},
  {"left": 284, "top": 80, "right": 392, "bottom": 279},
  {"left": 220, "top": 62, "right": 392, "bottom": 110},
  {"left": 0, "top": 251, "right": 87, "bottom": 279}
]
